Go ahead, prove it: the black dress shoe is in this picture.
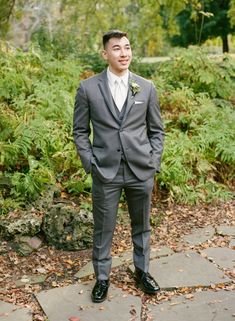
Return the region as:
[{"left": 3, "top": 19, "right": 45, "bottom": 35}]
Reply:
[
  {"left": 134, "top": 268, "right": 160, "bottom": 294},
  {"left": 91, "top": 280, "right": 110, "bottom": 303}
]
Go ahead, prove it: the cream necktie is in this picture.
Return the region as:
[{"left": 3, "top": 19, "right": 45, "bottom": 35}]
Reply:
[{"left": 114, "top": 79, "right": 126, "bottom": 111}]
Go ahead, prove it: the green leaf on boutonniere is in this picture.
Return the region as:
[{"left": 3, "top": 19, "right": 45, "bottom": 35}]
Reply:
[{"left": 130, "top": 80, "right": 141, "bottom": 97}]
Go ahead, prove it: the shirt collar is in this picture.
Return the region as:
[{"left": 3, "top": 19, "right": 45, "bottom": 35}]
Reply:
[{"left": 107, "top": 67, "right": 129, "bottom": 88}]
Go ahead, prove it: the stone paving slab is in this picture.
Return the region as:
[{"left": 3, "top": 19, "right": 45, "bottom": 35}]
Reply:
[
  {"left": 75, "top": 262, "right": 94, "bottom": 279},
  {"left": 147, "top": 290, "right": 235, "bottom": 321},
  {"left": 0, "top": 301, "right": 31, "bottom": 321},
  {"left": 216, "top": 225, "right": 235, "bottom": 236},
  {"left": 229, "top": 238, "right": 235, "bottom": 248},
  {"left": 202, "top": 247, "right": 235, "bottom": 270},
  {"left": 130, "top": 251, "right": 231, "bottom": 289},
  {"left": 75, "top": 247, "right": 173, "bottom": 279},
  {"left": 75, "top": 253, "right": 133, "bottom": 279},
  {"left": 150, "top": 246, "right": 174, "bottom": 258},
  {"left": 14, "top": 274, "right": 47, "bottom": 288},
  {"left": 36, "top": 282, "right": 141, "bottom": 321},
  {"left": 183, "top": 225, "right": 215, "bottom": 245}
]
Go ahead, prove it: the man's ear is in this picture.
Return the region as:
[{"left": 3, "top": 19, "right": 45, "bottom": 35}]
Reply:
[{"left": 102, "top": 50, "right": 108, "bottom": 61}]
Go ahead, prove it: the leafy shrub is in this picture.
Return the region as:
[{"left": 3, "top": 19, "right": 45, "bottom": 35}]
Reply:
[
  {"left": 153, "top": 48, "right": 235, "bottom": 203},
  {"left": 155, "top": 47, "right": 235, "bottom": 100},
  {"left": 0, "top": 46, "right": 85, "bottom": 213}
]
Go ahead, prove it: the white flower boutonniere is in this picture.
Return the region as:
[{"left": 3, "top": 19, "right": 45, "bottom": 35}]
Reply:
[{"left": 130, "top": 81, "right": 141, "bottom": 98}]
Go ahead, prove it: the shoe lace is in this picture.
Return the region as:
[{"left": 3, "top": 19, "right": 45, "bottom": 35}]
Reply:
[{"left": 97, "top": 280, "right": 108, "bottom": 289}]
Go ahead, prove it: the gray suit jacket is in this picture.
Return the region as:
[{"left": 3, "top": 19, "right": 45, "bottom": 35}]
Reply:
[{"left": 73, "top": 69, "right": 164, "bottom": 182}]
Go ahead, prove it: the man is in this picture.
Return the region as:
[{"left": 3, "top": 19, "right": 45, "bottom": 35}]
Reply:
[{"left": 73, "top": 30, "right": 164, "bottom": 303}]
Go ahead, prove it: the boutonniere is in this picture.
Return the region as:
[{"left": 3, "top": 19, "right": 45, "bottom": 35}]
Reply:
[{"left": 130, "top": 80, "right": 141, "bottom": 98}]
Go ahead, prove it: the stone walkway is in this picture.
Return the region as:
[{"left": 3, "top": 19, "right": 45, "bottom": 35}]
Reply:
[{"left": 0, "top": 224, "right": 234, "bottom": 321}]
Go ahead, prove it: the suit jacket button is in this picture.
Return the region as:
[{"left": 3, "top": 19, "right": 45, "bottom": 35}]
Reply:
[{"left": 117, "top": 149, "right": 121, "bottom": 152}]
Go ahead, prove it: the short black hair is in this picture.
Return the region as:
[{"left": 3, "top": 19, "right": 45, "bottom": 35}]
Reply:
[{"left": 103, "top": 30, "right": 128, "bottom": 48}]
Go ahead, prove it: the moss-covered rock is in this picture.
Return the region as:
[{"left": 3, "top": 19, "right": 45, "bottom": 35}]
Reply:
[
  {"left": 0, "top": 212, "right": 42, "bottom": 239},
  {"left": 10, "top": 235, "right": 43, "bottom": 256},
  {"left": 42, "top": 203, "right": 93, "bottom": 250}
]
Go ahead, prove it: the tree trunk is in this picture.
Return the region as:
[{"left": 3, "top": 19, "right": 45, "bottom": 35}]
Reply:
[{"left": 222, "top": 34, "right": 229, "bottom": 53}]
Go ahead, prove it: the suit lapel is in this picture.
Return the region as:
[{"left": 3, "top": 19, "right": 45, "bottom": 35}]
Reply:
[{"left": 98, "top": 70, "right": 119, "bottom": 122}]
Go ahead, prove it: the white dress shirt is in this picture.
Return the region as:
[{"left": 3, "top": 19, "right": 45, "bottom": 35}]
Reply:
[{"left": 107, "top": 68, "right": 129, "bottom": 111}]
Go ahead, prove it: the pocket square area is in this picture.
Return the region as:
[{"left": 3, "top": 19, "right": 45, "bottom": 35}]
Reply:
[{"left": 134, "top": 101, "right": 144, "bottom": 104}]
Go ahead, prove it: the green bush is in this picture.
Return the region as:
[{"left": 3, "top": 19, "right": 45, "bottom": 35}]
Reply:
[
  {"left": 0, "top": 46, "right": 86, "bottom": 213},
  {"left": 155, "top": 47, "right": 235, "bottom": 100},
  {"left": 153, "top": 48, "right": 235, "bottom": 203},
  {"left": 0, "top": 45, "right": 234, "bottom": 213}
]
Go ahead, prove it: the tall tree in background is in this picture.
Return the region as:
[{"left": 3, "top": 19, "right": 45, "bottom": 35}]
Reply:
[
  {"left": 0, "top": 0, "right": 15, "bottom": 38},
  {"left": 0, "top": 0, "right": 180, "bottom": 56},
  {"left": 228, "top": 0, "right": 235, "bottom": 26},
  {"left": 56, "top": 0, "right": 165, "bottom": 56},
  {"left": 1, "top": 0, "right": 234, "bottom": 55},
  {"left": 171, "top": 0, "right": 235, "bottom": 52}
]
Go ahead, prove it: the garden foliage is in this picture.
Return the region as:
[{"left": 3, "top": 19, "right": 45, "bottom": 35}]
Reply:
[
  {"left": 0, "top": 46, "right": 234, "bottom": 214},
  {"left": 154, "top": 48, "right": 235, "bottom": 203},
  {"left": 0, "top": 46, "right": 89, "bottom": 213}
]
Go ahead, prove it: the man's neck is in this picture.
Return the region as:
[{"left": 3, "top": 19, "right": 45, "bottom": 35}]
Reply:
[{"left": 108, "top": 67, "right": 128, "bottom": 77}]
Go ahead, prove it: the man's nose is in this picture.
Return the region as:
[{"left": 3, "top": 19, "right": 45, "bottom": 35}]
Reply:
[{"left": 120, "top": 48, "right": 127, "bottom": 56}]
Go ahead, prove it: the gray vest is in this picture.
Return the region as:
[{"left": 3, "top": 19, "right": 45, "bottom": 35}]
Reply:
[{"left": 113, "top": 96, "right": 128, "bottom": 161}]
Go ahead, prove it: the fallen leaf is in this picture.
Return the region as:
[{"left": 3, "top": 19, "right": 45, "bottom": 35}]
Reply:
[
  {"left": 52, "top": 281, "right": 58, "bottom": 287},
  {"left": 64, "top": 259, "right": 74, "bottom": 265},
  {"left": 169, "top": 302, "right": 181, "bottom": 306},
  {"left": 68, "top": 317, "right": 80, "bottom": 321},
  {"left": 34, "top": 315, "right": 44, "bottom": 321},
  {"left": 130, "top": 308, "right": 137, "bottom": 315}
]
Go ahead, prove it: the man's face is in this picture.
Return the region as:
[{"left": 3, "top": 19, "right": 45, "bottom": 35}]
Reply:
[{"left": 102, "top": 36, "right": 132, "bottom": 76}]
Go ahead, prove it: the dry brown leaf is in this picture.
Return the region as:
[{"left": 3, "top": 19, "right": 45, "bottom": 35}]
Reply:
[
  {"left": 34, "top": 315, "right": 44, "bottom": 321},
  {"left": 68, "top": 317, "right": 80, "bottom": 321},
  {"left": 130, "top": 308, "right": 137, "bottom": 315},
  {"left": 169, "top": 301, "right": 181, "bottom": 306}
]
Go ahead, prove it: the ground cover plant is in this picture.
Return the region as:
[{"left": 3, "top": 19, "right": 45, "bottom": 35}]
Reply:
[{"left": 0, "top": 45, "right": 234, "bottom": 214}]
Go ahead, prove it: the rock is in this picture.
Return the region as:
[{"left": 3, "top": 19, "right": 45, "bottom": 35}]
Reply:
[
  {"left": 33, "top": 185, "right": 60, "bottom": 211},
  {"left": 29, "top": 235, "right": 43, "bottom": 249},
  {"left": 10, "top": 235, "right": 43, "bottom": 256},
  {"left": 0, "top": 211, "right": 42, "bottom": 239},
  {"left": 42, "top": 203, "right": 93, "bottom": 250},
  {"left": 0, "top": 241, "right": 11, "bottom": 254}
]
